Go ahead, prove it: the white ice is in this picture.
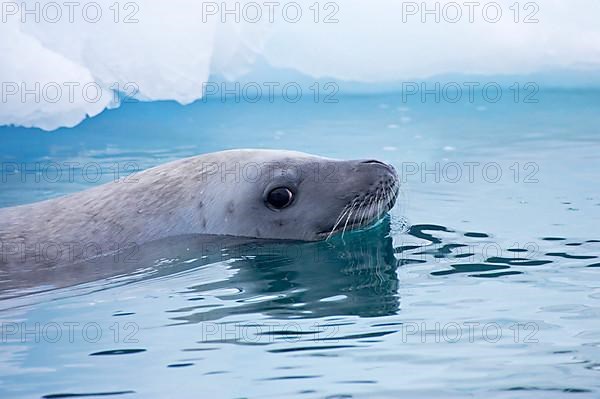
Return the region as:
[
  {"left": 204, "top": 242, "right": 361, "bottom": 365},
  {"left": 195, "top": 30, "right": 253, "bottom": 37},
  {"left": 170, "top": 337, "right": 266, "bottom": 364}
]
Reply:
[{"left": 1, "top": 0, "right": 599, "bottom": 130}]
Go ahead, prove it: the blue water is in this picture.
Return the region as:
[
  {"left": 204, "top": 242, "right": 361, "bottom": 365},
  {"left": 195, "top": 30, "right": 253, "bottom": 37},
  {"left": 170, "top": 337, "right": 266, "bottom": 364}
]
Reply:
[{"left": 1, "top": 90, "right": 600, "bottom": 398}]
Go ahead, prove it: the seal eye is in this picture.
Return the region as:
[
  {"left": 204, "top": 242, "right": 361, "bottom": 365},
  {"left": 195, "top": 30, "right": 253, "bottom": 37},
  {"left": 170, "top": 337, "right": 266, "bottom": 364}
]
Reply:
[{"left": 266, "top": 187, "right": 294, "bottom": 209}]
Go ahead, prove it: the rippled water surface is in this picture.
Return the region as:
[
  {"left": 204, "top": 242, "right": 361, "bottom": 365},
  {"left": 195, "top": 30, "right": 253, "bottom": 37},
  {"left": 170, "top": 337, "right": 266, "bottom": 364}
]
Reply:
[{"left": 1, "top": 91, "right": 600, "bottom": 398}]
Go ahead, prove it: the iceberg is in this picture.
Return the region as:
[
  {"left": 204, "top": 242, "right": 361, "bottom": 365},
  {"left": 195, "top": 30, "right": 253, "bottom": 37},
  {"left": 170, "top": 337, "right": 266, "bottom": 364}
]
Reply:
[{"left": 1, "top": 0, "right": 599, "bottom": 130}]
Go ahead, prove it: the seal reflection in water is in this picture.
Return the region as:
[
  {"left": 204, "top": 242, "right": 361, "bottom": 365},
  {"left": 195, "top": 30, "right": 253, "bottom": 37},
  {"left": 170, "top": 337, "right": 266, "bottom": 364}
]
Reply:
[
  {"left": 167, "top": 219, "right": 400, "bottom": 322},
  {"left": 0, "top": 149, "right": 399, "bottom": 294}
]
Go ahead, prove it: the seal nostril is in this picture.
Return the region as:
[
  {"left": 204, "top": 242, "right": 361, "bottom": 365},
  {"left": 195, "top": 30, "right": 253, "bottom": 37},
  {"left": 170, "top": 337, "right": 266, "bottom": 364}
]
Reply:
[
  {"left": 361, "top": 159, "right": 386, "bottom": 166},
  {"left": 361, "top": 159, "right": 396, "bottom": 176}
]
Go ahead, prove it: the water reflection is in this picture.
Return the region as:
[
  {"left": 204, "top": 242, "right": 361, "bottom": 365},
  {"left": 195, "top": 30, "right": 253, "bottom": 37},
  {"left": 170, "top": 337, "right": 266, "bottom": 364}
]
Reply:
[
  {"left": 170, "top": 219, "right": 400, "bottom": 322},
  {"left": 4, "top": 219, "right": 598, "bottom": 313}
]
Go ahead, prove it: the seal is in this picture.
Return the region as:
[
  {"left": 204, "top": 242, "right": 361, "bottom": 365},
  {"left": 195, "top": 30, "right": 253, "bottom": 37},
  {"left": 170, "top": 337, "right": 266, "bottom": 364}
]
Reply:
[{"left": 0, "top": 149, "right": 399, "bottom": 269}]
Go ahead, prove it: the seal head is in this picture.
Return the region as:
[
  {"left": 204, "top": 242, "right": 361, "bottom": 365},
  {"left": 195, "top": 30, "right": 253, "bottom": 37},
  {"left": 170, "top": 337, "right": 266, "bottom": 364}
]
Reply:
[{"left": 195, "top": 150, "right": 399, "bottom": 241}]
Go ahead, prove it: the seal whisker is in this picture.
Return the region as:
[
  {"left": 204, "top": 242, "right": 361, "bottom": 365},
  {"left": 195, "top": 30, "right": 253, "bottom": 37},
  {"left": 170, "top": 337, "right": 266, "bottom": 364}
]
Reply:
[
  {"left": 326, "top": 202, "right": 353, "bottom": 240},
  {"left": 341, "top": 203, "right": 355, "bottom": 238},
  {"left": 374, "top": 190, "right": 382, "bottom": 219},
  {"left": 361, "top": 197, "right": 371, "bottom": 226},
  {"left": 381, "top": 187, "right": 390, "bottom": 214},
  {"left": 358, "top": 197, "right": 369, "bottom": 226},
  {"left": 328, "top": 206, "right": 349, "bottom": 237},
  {"left": 364, "top": 195, "right": 376, "bottom": 226},
  {"left": 362, "top": 197, "right": 372, "bottom": 225},
  {"left": 355, "top": 201, "right": 363, "bottom": 227},
  {"left": 381, "top": 188, "right": 390, "bottom": 214},
  {"left": 341, "top": 202, "right": 357, "bottom": 238}
]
